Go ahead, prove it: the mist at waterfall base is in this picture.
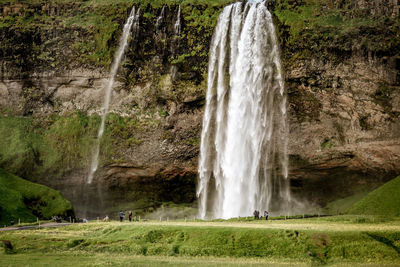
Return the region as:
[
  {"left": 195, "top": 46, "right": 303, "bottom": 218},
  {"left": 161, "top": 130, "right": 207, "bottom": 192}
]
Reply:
[{"left": 197, "top": 1, "right": 305, "bottom": 219}]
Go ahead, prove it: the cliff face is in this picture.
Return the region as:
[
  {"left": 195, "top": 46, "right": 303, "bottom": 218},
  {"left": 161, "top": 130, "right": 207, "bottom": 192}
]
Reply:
[{"left": 0, "top": 0, "right": 399, "bottom": 216}]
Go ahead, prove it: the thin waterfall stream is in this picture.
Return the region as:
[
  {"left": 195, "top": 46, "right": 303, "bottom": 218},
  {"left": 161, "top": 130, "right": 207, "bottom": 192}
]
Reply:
[
  {"left": 87, "top": 7, "right": 140, "bottom": 184},
  {"left": 197, "top": 1, "right": 291, "bottom": 219},
  {"left": 156, "top": 5, "right": 166, "bottom": 29},
  {"left": 174, "top": 5, "right": 181, "bottom": 35}
]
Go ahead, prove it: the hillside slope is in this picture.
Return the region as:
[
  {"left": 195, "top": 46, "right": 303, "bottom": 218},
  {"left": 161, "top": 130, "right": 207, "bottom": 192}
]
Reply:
[
  {"left": 347, "top": 176, "right": 400, "bottom": 216},
  {"left": 0, "top": 168, "right": 74, "bottom": 225}
]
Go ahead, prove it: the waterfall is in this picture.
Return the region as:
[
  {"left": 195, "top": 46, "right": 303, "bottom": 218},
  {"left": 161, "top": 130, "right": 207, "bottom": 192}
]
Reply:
[
  {"left": 156, "top": 5, "right": 166, "bottom": 31},
  {"left": 197, "top": 1, "right": 291, "bottom": 219},
  {"left": 174, "top": 5, "right": 181, "bottom": 35},
  {"left": 87, "top": 7, "right": 140, "bottom": 184}
]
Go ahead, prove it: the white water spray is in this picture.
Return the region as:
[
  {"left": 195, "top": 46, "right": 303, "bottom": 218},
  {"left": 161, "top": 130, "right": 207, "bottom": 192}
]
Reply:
[
  {"left": 87, "top": 7, "right": 140, "bottom": 184},
  {"left": 174, "top": 5, "right": 181, "bottom": 35},
  {"left": 197, "top": 1, "right": 291, "bottom": 219}
]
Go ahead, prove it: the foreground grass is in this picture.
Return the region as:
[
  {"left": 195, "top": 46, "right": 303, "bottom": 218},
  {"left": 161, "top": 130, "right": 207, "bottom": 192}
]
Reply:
[{"left": 1, "top": 217, "right": 400, "bottom": 266}]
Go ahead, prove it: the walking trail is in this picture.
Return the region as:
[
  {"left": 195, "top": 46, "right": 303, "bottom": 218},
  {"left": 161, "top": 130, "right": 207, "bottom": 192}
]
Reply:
[{"left": 0, "top": 222, "right": 71, "bottom": 232}]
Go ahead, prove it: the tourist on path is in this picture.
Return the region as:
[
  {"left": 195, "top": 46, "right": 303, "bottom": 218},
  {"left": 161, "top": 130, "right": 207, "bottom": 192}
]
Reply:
[
  {"left": 119, "top": 210, "right": 124, "bottom": 222},
  {"left": 264, "top": 211, "right": 269, "bottom": 220},
  {"left": 128, "top": 211, "right": 133, "bottom": 222},
  {"left": 253, "top": 210, "right": 260, "bottom": 220}
]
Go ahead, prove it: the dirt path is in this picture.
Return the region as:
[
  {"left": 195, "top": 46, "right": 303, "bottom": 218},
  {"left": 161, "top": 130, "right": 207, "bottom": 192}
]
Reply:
[
  {"left": 126, "top": 220, "right": 400, "bottom": 232},
  {"left": 0, "top": 222, "right": 72, "bottom": 232}
]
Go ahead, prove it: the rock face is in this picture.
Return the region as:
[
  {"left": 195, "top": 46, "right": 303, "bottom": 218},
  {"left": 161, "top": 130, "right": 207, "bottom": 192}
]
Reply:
[
  {"left": 0, "top": 1, "right": 399, "bottom": 216},
  {"left": 286, "top": 53, "right": 400, "bottom": 204}
]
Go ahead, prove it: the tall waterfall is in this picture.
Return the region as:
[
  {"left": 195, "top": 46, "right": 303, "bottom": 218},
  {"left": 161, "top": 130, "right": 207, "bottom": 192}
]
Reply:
[
  {"left": 197, "top": 1, "right": 291, "bottom": 219},
  {"left": 87, "top": 7, "right": 140, "bottom": 184}
]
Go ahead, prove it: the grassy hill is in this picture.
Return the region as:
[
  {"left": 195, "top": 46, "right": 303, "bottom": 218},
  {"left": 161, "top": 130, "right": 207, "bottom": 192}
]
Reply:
[
  {"left": 0, "top": 168, "right": 73, "bottom": 225},
  {"left": 346, "top": 176, "right": 400, "bottom": 216}
]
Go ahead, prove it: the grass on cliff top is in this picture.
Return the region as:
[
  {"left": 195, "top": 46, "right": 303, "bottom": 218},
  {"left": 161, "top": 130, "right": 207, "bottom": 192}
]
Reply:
[
  {"left": 0, "top": 168, "right": 73, "bottom": 225},
  {"left": 274, "top": 0, "right": 400, "bottom": 57},
  {"left": 0, "top": 0, "right": 233, "bottom": 67},
  {"left": 0, "top": 0, "right": 234, "bottom": 6},
  {"left": 1, "top": 218, "right": 400, "bottom": 265},
  {"left": 346, "top": 176, "right": 400, "bottom": 216}
]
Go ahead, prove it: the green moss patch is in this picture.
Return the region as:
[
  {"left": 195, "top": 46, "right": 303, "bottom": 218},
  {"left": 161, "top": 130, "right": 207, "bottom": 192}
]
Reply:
[
  {"left": 0, "top": 114, "right": 100, "bottom": 177},
  {"left": 0, "top": 112, "right": 154, "bottom": 179}
]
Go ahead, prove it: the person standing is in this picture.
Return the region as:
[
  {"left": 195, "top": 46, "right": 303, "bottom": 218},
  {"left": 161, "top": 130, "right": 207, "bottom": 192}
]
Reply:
[
  {"left": 264, "top": 211, "right": 269, "bottom": 220},
  {"left": 128, "top": 211, "right": 133, "bottom": 222},
  {"left": 119, "top": 210, "right": 125, "bottom": 222}
]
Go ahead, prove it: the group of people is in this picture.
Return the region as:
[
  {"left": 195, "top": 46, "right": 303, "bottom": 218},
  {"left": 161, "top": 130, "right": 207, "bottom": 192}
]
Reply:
[
  {"left": 52, "top": 216, "right": 63, "bottom": 223},
  {"left": 253, "top": 210, "right": 269, "bottom": 220},
  {"left": 119, "top": 210, "right": 134, "bottom": 222},
  {"left": 101, "top": 211, "right": 136, "bottom": 222}
]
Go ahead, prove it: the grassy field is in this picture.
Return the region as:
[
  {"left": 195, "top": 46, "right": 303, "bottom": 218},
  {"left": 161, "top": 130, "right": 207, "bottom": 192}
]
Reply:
[{"left": 1, "top": 217, "right": 400, "bottom": 266}]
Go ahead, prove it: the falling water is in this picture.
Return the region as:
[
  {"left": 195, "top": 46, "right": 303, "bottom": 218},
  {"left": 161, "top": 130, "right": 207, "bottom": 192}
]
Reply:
[
  {"left": 174, "top": 5, "right": 181, "bottom": 35},
  {"left": 87, "top": 7, "right": 140, "bottom": 184},
  {"left": 197, "top": 1, "right": 291, "bottom": 219},
  {"left": 156, "top": 5, "right": 166, "bottom": 30}
]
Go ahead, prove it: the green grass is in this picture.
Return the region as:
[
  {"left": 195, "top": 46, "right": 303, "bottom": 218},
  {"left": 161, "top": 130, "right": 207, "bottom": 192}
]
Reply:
[
  {"left": 1, "top": 219, "right": 400, "bottom": 265},
  {"left": 347, "top": 176, "right": 400, "bottom": 216},
  {"left": 0, "top": 168, "right": 73, "bottom": 225},
  {"left": 324, "top": 191, "right": 370, "bottom": 215}
]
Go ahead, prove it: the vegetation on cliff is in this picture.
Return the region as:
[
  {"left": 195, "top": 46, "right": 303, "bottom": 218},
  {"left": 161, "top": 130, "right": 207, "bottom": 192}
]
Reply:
[
  {"left": 0, "top": 168, "right": 73, "bottom": 225},
  {"left": 0, "top": 0, "right": 232, "bottom": 77},
  {"left": 2, "top": 0, "right": 396, "bottom": 82},
  {"left": 275, "top": 0, "right": 400, "bottom": 63},
  {"left": 0, "top": 114, "right": 98, "bottom": 177},
  {"left": 0, "top": 111, "right": 166, "bottom": 178}
]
